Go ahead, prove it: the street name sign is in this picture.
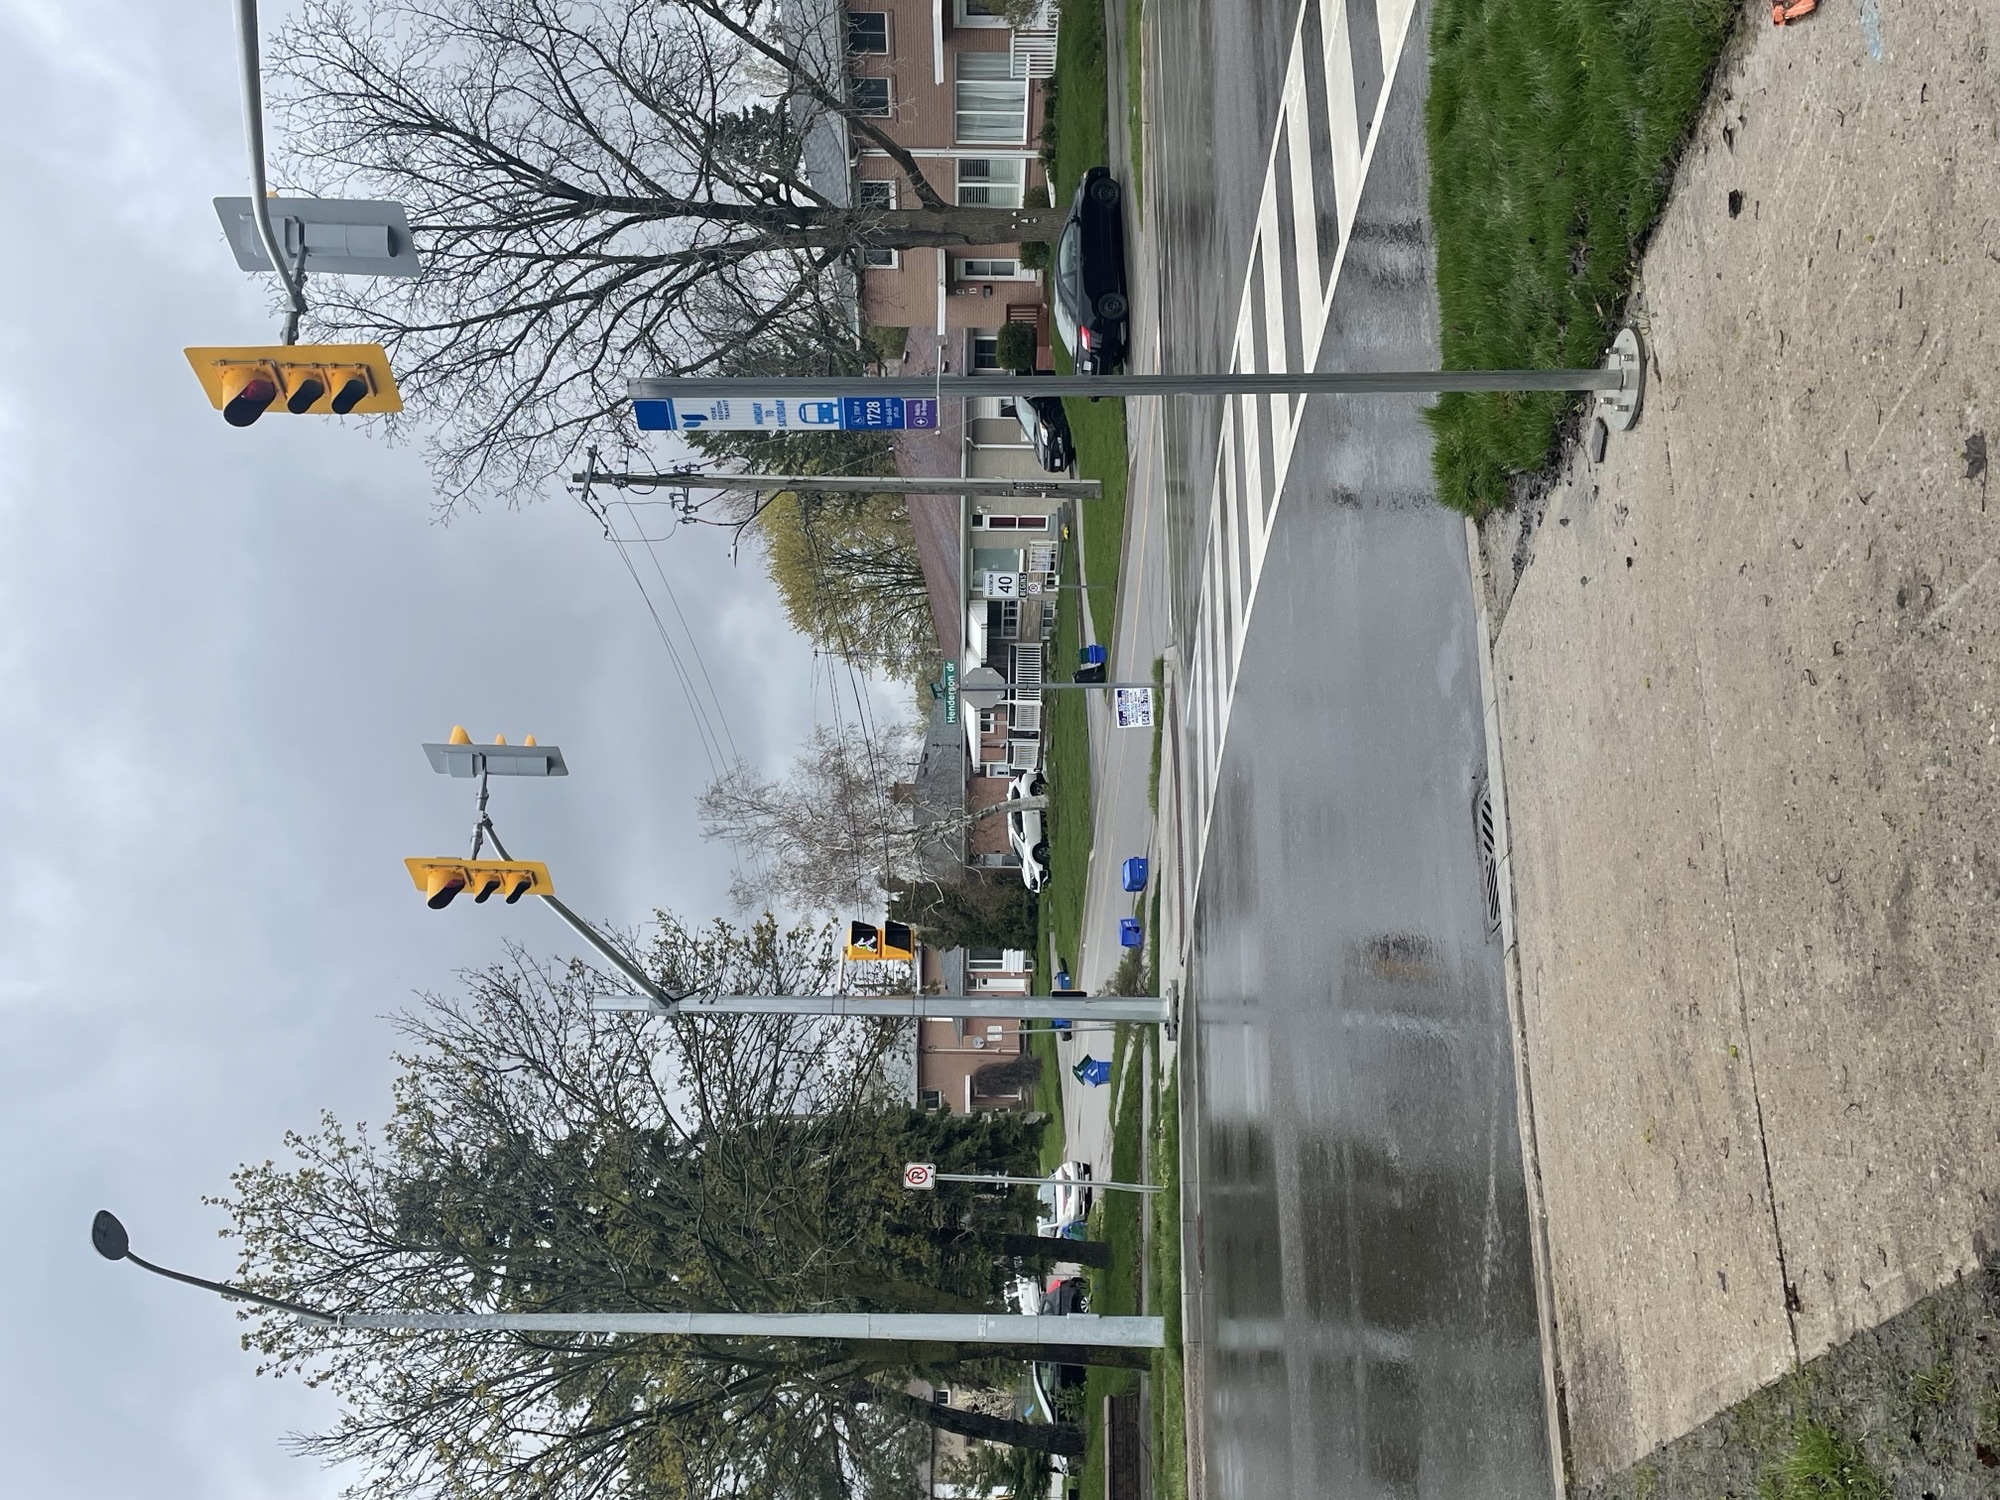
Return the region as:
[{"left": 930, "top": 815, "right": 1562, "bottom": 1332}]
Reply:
[{"left": 633, "top": 394, "right": 939, "bottom": 434}]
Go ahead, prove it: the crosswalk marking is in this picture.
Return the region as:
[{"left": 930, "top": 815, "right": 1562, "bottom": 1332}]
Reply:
[{"left": 1178, "top": 0, "right": 1423, "bottom": 896}]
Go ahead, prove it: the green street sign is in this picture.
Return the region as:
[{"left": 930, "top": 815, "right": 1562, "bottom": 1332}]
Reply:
[{"left": 942, "top": 661, "right": 958, "bottom": 725}]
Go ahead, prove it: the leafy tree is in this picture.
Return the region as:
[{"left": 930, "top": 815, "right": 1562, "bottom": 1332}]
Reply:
[
  {"left": 889, "top": 874, "right": 1039, "bottom": 952},
  {"left": 267, "top": 0, "right": 1068, "bottom": 505},
  {"left": 211, "top": 915, "right": 1106, "bottom": 1499},
  {"left": 756, "top": 491, "right": 936, "bottom": 680}
]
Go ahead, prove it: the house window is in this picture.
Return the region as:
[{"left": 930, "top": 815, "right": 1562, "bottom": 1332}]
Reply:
[
  {"left": 971, "top": 334, "right": 1000, "bottom": 370},
  {"left": 976, "top": 513, "right": 1051, "bottom": 532},
  {"left": 986, "top": 600, "right": 1021, "bottom": 639},
  {"left": 956, "top": 257, "right": 1022, "bottom": 279},
  {"left": 862, "top": 247, "right": 900, "bottom": 267},
  {"left": 851, "top": 76, "right": 892, "bottom": 116},
  {"left": 953, "top": 0, "right": 1010, "bottom": 24},
  {"left": 918, "top": 1088, "right": 943, "bottom": 1111},
  {"left": 957, "top": 157, "right": 1026, "bottom": 207},
  {"left": 967, "top": 947, "right": 1006, "bottom": 971},
  {"left": 978, "top": 708, "right": 1002, "bottom": 735},
  {"left": 954, "top": 53, "right": 1027, "bottom": 144},
  {"left": 982, "top": 759, "right": 1012, "bottom": 778},
  {"left": 856, "top": 178, "right": 897, "bottom": 209},
  {"left": 847, "top": 11, "right": 889, "bottom": 52}
]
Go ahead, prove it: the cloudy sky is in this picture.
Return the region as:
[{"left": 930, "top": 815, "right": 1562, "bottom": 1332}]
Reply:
[{"left": 0, "top": 2, "right": 889, "bottom": 1493}]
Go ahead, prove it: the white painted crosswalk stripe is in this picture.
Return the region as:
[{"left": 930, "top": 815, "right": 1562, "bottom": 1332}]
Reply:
[{"left": 1178, "top": 0, "right": 1422, "bottom": 895}]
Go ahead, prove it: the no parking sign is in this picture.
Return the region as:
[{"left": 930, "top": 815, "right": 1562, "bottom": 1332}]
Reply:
[{"left": 902, "top": 1162, "right": 937, "bottom": 1190}]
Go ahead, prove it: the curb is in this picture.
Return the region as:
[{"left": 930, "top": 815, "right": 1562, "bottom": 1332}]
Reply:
[{"left": 1463, "top": 517, "right": 1573, "bottom": 1497}]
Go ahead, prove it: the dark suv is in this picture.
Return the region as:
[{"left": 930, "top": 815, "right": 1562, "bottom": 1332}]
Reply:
[
  {"left": 1051, "top": 167, "right": 1129, "bottom": 375},
  {"left": 1015, "top": 392, "right": 1075, "bottom": 471}
]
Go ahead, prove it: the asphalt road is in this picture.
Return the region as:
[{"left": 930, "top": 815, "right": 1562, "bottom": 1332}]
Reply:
[{"left": 1151, "top": 0, "right": 1556, "bottom": 1494}]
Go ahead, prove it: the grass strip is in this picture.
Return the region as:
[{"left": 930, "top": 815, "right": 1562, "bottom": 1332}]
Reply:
[
  {"left": 1047, "top": 0, "right": 1110, "bottom": 205},
  {"left": 1124, "top": 0, "right": 1143, "bottom": 217},
  {"left": 1425, "top": 0, "right": 1733, "bottom": 514},
  {"left": 1028, "top": 1024, "right": 1066, "bottom": 1174},
  {"left": 1149, "top": 1051, "right": 1185, "bottom": 1500},
  {"left": 1074, "top": 1025, "right": 1146, "bottom": 1500},
  {"left": 1036, "top": 542, "right": 1092, "bottom": 988}
]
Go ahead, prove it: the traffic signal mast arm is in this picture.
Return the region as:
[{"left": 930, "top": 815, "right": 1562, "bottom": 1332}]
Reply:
[
  {"left": 474, "top": 820, "right": 680, "bottom": 1010},
  {"left": 232, "top": 0, "right": 306, "bottom": 341}
]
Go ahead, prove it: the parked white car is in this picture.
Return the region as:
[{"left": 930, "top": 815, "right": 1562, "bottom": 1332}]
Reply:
[
  {"left": 1036, "top": 1160, "right": 1094, "bottom": 1235},
  {"left": 1007, "top": 769, "right": 1050, "bottom": 892}
]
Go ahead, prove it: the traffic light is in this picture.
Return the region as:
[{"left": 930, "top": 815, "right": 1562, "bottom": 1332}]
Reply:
[
  {"left": 845, "top": 920, "right": 915, "bottom": 961},
  {"left": 404, "top": 857, "right": 553, "bottom": 909},
  {"left": 185, "top": 344, "right": 401, "bottom": 427}
]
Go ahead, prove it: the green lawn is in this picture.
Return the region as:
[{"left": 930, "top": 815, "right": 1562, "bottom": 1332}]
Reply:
[
  {"left": 1425, "top": 0, "right": 1733, "bottom": 514},
  {"left": 1075, "top": 1027, "right": 1147, "bottom": 1500},
  {"left": 1042, "top": 0, "right": 1129, "bottom": 645},
  {"left": 1149, "top": 1049, "right": 1185, "bottom": 1500},
  {"left": 1046, "top": 0, "right": 1110, "bottom": 204}
]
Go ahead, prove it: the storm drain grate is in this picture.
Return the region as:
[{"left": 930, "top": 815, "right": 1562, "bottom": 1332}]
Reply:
[{"left": 1472, "top": 782, "right": 1503, "bottom": 932}]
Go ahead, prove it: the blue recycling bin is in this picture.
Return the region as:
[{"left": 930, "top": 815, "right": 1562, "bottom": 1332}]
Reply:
[
  {"left": 1120, "top": 857, "right": 1149, "bottom": 893},
  {"left": 1118, "top": 917, "right": 1143, "bottom": 948},
  {"left": 1079, "top": 643, "right": 1107, "bottom": 667}
]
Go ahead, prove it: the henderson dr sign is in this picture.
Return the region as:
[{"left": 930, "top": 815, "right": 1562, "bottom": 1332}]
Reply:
[{"left": 633, "top": 395, "right": 939, "bottom": 434}]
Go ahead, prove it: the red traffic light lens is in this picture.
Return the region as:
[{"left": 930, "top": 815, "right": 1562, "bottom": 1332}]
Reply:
[
  {"left": 425, "top": 870, "right": 467, "bottom": 909},
  {"left": 223, "top": 377, "right": 279, "bottom": 427},
  {"left": 286, "top": 377, "right": 327, "bottom": 414},
  {"left": 329, "top": 376, "right": 370, "bottom": 415}
]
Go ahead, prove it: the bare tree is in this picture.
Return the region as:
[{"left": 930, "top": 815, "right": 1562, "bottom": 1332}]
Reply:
[
  {"left": 699, "top": 720, "right": 922, "bottom": 914},
  {"left": 697, "top": 716, "right": 1047, "bottom": 916},
  {"left": 268, "top": 0, "right": 1069, "bottom": 505}
]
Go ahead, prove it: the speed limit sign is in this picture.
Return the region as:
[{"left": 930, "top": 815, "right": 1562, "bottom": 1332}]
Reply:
[{"left": 903, "top": 1162, "right": 937, "bottom": 1190}]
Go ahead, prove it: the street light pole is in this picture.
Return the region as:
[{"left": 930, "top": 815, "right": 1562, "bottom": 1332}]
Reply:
[
  {"left": 91, "top": 1211, "right": 335, "bottom": 1324},
  {"left": 591, "top": 993, "right": 1173, "bottom": 1024},
  {"left": 91, "top": 1211, "right": 1164, "bottom": 1348}
]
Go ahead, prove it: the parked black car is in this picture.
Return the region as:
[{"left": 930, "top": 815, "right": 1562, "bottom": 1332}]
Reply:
[
  {"left": 1015, "top": 392, "right": 1075, "bottom": 471},
  {"left": 1051, "top": 167, "right": 1129, "bottom": 375}
]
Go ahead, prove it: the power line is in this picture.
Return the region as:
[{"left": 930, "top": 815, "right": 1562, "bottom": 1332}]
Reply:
[{"left": 615, "top": 497, "right": 743, "bottom": 766}]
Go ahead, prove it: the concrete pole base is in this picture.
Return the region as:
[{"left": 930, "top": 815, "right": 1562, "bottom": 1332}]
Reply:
[{"left": 1596, "top": 327, "right": 1646, "bottom": 432}]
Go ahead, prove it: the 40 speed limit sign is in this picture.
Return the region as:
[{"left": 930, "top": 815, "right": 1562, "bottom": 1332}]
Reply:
[{"left": 902, "top": 1162, "right": 937, "bottom": 1190}]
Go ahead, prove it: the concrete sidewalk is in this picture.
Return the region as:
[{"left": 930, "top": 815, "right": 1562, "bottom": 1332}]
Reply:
[{"left": 1476, "top": 1, "right": 2000, "bottom": 1486}]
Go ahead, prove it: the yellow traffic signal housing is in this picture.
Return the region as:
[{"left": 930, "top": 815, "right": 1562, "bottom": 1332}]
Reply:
[
  {"left": 404, "top": 857, "right": 553, "bottom": 909},
  {"left": 845, "top": 920, "right": 914, "bottom": 962},
  {"left": 185, "top": 344, "right": 402, "bottom": 427}
]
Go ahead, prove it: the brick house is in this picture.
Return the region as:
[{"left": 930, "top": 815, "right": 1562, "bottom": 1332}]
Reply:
[
  {"left": 841, "top": 0, "right": 1058, "bottom": 373},
  {"left": 912, "top": 945, "right": 1038, "bottom": 1113}
]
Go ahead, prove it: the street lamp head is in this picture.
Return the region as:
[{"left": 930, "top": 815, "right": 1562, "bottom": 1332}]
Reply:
[{"left": 91, "top": 1210, "right": 131, "bottom": 1262}]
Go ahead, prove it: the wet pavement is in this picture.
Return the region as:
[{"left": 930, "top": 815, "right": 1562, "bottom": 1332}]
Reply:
[{"left": 1147, "top": 0, "right": 1556, "bottom": 1494}]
